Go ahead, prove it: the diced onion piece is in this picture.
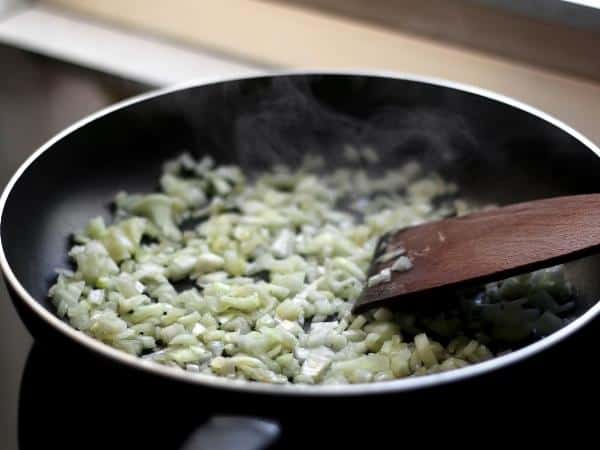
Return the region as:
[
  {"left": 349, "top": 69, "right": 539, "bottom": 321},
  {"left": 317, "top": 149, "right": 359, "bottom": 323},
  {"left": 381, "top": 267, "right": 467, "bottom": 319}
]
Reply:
[{"left": 367, "top": 268, "right": 391, "bottom": 287}]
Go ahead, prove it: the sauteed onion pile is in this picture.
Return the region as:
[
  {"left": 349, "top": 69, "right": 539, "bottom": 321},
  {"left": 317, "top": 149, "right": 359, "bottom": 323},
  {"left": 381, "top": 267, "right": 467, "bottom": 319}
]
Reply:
[{"left": 49, "top": 151, "right": 575, "bottom": 384}]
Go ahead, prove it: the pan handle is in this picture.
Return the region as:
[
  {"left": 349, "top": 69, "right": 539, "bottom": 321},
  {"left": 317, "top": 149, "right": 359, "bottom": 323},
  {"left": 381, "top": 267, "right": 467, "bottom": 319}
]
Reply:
[{"left": 180, "top": 416, "right": 281, "bottom": 450}]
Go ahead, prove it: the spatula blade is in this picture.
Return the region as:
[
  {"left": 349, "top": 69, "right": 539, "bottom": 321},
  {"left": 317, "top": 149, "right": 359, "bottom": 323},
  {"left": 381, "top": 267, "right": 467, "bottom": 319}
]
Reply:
[{"left": 354, "top": 194, "right": 600, "bottom": 313}]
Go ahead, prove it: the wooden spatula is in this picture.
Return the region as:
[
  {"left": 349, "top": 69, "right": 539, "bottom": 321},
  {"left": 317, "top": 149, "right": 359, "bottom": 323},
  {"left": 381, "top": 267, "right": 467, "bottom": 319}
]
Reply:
[{"left": 353, "top": 194, "right": 600, "bottom": 313}]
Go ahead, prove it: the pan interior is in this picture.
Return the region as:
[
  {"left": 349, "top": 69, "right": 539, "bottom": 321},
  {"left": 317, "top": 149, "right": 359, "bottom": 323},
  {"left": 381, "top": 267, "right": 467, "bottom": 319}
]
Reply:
[{"left": 3, "top": 74, "right": 600, "bottom": 324}]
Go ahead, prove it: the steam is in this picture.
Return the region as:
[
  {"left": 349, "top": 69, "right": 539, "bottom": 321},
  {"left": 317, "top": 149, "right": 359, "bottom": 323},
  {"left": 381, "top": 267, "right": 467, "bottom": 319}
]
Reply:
[{"left": 226, "top": 76, "right": 480, "bottom": 174}]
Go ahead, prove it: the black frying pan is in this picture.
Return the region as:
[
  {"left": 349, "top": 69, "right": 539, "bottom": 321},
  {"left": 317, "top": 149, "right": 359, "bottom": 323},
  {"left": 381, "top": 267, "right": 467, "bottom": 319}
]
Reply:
[{"left": 2, "top": 72, "right": 600, "bottom": 447}]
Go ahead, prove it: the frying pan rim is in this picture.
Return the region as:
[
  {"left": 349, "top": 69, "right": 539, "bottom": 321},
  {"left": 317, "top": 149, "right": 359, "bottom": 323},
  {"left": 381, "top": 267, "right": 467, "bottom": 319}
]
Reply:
[{"left": 1, "top": 69, "right": 599, "bottom": 397}]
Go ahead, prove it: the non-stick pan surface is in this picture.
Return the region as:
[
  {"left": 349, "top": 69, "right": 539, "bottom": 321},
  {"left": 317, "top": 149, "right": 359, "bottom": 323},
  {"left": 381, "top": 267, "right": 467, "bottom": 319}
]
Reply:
[{"left": 2, "top": 72, "right": 600, "bottom": 409}]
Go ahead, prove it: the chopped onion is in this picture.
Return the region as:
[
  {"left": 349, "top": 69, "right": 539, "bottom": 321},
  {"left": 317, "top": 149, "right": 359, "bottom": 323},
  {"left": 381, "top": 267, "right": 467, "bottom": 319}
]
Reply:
[{"left": 48, "top": 151, "right": 577, "bottom": 385}]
